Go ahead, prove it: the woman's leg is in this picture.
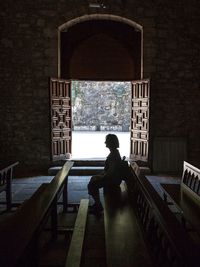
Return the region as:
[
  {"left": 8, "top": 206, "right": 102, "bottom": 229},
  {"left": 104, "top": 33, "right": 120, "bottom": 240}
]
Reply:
[{"left": 88, "top": 175, "right": 104, "bottom": 207}]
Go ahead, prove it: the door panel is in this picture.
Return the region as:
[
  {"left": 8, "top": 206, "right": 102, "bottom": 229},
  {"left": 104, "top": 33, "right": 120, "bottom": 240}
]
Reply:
[
  {"left": 50, "top": 78, "right": 72, "bottom": 161},
  {"left": 130, "top": 79, "right": 150, "bottom": 162}
]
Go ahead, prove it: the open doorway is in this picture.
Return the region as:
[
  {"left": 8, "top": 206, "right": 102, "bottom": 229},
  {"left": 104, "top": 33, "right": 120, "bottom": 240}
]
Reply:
[
  {"left": 50, "top": 78, "right": 150, "bottom": 162},
  {"left": 51, "top": 16, "right": 149, "bottom": 163},
  {"left": 71, "top": 80, "right": 131, "bottom": 158}
]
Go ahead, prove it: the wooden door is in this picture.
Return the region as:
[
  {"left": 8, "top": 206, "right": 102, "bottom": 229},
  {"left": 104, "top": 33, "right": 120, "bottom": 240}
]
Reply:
[
  {"left": 130, "top": 79, "right": 150, "bottom": 162},
  {"left": 50, "top": 78, "right": 72, "bottom": 161}
]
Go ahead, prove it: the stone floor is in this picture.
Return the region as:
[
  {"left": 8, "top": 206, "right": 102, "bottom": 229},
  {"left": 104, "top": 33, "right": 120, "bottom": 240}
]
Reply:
[{"left": 0, "top": 176, "right": 94, "bottom": 212}]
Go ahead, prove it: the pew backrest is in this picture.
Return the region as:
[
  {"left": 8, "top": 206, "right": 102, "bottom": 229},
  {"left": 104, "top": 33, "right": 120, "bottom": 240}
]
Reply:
[
  {"left": 0, "top": 162, "right": 19, "bottom": 210},
  {"left": 0, "top": 162, "right": 19, "bottom": 190},
  {"left": 181, "top": 161, "right": 200, "bottom": 207}
]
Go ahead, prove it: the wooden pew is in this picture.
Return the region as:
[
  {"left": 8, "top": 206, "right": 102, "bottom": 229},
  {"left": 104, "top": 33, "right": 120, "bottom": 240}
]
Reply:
[
  {"left": 0, "top": 161, "right": 74, "bottom": 267},
  {"left": 0, "top": 162, "right": 19, "bottom": 210},
  {"left": 180, "top": 162, "right": 200, "bottom": 232},
  {"left": 0, "top": 183, "right": 49, "bottom": 267},
  {"left": 181, "top": 161, "right": 200, "bottom": 204},
  {"left": 103, "top": 182, "right": 153, "bottom": 267},
  {"left": 161, "top": 161, "right": 200, "bottom": 236},
  {"left": 127, "top": 162, "right": 199, "bottom": 267}
]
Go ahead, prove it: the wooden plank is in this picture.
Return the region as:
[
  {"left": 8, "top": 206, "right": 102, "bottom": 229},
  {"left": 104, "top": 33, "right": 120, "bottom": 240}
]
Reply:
[
  {"left": 47, "top": 161, "right": 74, "bottom": 207},
  {"left": 65, "top": 199, "right": 89, "bottom": 267},
  {"left": 104, "top": 183, "right": 153, "bottom": 267}
]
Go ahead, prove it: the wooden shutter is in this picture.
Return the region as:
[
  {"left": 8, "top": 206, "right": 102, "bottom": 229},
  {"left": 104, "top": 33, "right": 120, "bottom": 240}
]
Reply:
[
  {"left": 130, "top": 79, "right": 150, "bottom": 162},
  {"left": 50, "top": 78, "right": 72, "bottom": 161}
]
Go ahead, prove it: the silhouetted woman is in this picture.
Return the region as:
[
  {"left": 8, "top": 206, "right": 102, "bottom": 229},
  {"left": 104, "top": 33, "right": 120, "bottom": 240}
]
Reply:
[{"left": 88, "top": 134, "right": 122, "bottom": 213}]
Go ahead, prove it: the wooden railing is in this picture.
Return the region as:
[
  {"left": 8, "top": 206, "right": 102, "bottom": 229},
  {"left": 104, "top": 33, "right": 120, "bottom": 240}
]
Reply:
[
  {"left": 0, "top": 162, "right": 19, "bottom": 210},
  {"left": 128, "top": 162, "right": 199, "bottom": 267},
  {"left": 182, "top": 161, "right": 200, "bottom": 200}
]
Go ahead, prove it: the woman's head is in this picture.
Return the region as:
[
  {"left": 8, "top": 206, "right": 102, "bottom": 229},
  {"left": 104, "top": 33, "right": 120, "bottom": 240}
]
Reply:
[{"left": 105, "top": 134, "right": 119, "bottom": 149}]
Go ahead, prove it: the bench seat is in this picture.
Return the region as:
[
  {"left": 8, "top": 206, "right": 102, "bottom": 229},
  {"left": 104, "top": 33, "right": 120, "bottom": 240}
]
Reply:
[{"left": 104, "top": 182, "right": 153, "bottom": 267}]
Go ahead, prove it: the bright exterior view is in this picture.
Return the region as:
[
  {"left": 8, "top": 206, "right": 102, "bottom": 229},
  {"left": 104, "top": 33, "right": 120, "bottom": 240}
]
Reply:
[{"left": 71, "top": 81, "right": 131, "bottom": 158}]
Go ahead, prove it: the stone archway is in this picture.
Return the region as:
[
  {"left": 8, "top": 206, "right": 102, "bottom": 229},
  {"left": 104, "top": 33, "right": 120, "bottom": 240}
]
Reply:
[
  {"left": 50, "top": 15, "right": 148, "bottom": 161},
  {"left": 58, "top": 14, "right": 143, "bottom": 80}
]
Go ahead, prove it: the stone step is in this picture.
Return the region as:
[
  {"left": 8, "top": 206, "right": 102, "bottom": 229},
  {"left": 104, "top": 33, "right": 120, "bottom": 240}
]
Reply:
[{"left": 48, "top": 166, "right": 104, "bottom": 176}]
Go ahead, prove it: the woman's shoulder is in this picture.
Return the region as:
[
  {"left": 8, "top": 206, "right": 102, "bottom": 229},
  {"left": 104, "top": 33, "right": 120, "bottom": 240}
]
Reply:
[{"left": 109, "top": 149, "right": 121, "bottom": 160}]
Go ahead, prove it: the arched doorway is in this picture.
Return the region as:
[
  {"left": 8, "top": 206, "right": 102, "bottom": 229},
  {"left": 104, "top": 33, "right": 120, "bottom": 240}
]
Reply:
[
  {"left": 50, "top": 15, "right": 149, "bottom": 163},
  {"left": 58, "top": 14, "right": 143, "bottom": 80}
]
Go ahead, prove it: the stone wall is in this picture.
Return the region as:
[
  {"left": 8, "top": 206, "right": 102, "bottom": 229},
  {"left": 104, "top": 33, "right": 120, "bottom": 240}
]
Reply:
[
  {"left": 0, "top": 0, "right": 200, "bottom": 170},
  {"left": 72, "top": 81, "right": 131, "bottom": 131}
]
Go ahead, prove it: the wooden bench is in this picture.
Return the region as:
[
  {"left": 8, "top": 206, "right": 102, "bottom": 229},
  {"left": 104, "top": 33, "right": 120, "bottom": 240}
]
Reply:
[
  {"left": 0, "top": 182, "right": 49, "bottom": 267},
  {"left": 103, "top": 182, "right": 153, "bottom": 267},
  {"left": 161, "top": 161, "right": 200, "bottom": 236},
  {"left": 0, "top": 162, "right": 19, "bottom": 210},
  {"left": 0, "top": 161, "right": 77, "bottom": 267},
  {"left": 127, "top": 161, "right": 199, "bottom": 267}
]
